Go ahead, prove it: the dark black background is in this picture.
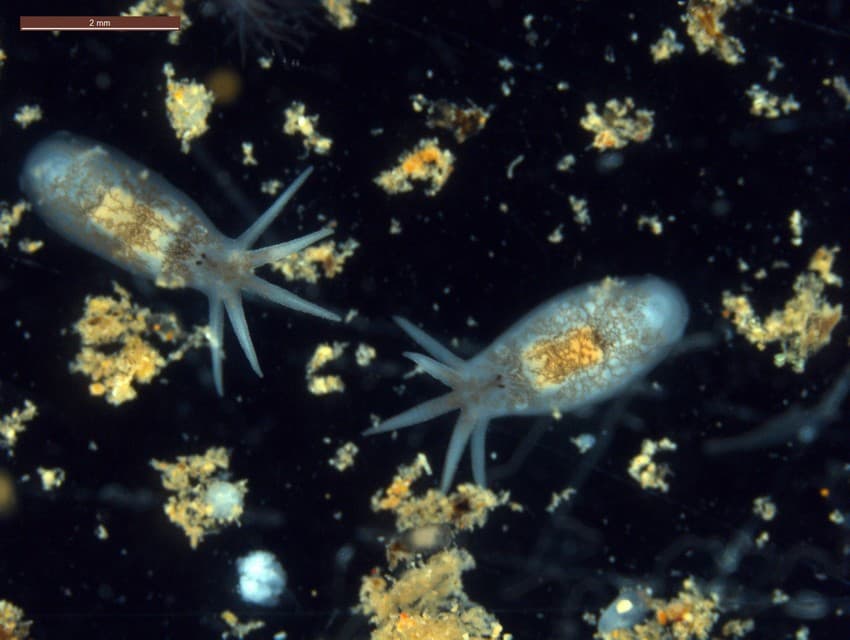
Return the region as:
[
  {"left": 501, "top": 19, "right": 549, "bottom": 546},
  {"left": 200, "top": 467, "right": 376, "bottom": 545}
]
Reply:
[{"left": 1, "top": 1, "right": 850, "bottom": 638}]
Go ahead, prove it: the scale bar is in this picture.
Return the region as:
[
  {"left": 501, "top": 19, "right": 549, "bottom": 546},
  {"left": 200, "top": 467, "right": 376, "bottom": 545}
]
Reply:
[{"left": 20, "top": 16, "right": 181, "bottom": 31}]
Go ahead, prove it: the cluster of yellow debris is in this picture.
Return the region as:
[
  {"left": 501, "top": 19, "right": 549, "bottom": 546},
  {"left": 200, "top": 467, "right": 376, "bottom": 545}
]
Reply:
[
  {"left": 150, "top": 447, "right": 248, "bottom": 549},
  {"left": 0, "top": 600, "right": 31, "bottom": 640},
  {"left": 283, "top": 101, "right": 333, "bottom": 155},
  {"left": 359, "top": 454, "right": 515, "bottom": 640},
  {"left": 722, "top": 246, "right": 843, "bottom": 372},
  {"left": 410, "top": 95, "right": 491, "bottom": 144},
  {"left": 305, "top": 341, "right": 377, "bottom": 395},
  {"left": 0, "top": 200, "right": 32, "bottom": 249},
  {"left": 0, "top": 400, "right": 37, "bottom": 456},
  {"left": 580, "top": 98, "right": 655, "bottom": 151},
  {"left": 69, "top": 283, "right": 207, "bottom": 405},
  {"left": 322, "top": 0, "right": 371, "bottom": 30},
  {"left": 746, "top": 84, "right": 800, "bottom": 118},
  {"left": 123, "top": 0, "right": 189, "bottom": 45},
  {"left": 628, "top": 437, "right": 678, "bottom": 493},
  {"left": 271, "top": 237, "right": 359, "bottom": 284},
  {"left": 596, "top": 578, "right": 722, "bottom": 640},
  {"left": 650, "top": 28, "right": 685, "bottom": 63},
  {"left": 163, "top": 62, "right": 215, "bottom": 153},
  {"left": 375, "top": 138, "right": 456, "bottom": 196},
  {"left": 685, "top": 0, "right": 747, "bottom": 65}
]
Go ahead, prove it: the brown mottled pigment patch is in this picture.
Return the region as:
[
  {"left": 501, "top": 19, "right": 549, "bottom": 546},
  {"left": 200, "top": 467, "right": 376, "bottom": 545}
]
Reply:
[
  {"left": 523, "top": 326, "right": 604, "bottom": 389},
  {"left": 88, "top": 186, "right": 178, "bottom": 262}
]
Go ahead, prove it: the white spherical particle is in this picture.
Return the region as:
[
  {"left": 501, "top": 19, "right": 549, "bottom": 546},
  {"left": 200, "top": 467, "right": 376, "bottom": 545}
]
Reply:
[{"left": 237, "top": 550, "right": 286, "bottom": 606}]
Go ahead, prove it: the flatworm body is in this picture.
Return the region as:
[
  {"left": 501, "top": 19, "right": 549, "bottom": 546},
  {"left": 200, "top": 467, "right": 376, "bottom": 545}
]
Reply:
[
  {"left": 365, "top": 276, "right": 689, "bottom": 491},
  {"left": 20, "top": 131, "right": 339, "bottom": 394}
]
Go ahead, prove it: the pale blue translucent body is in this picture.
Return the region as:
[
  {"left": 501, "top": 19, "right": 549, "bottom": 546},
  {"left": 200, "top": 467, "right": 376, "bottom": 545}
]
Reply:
[
  {"left": 365, "top": 276, "right": 689, "bottom": 492},
  {"left": 20, "top": 131, "right": 339, "bottom": 394}
]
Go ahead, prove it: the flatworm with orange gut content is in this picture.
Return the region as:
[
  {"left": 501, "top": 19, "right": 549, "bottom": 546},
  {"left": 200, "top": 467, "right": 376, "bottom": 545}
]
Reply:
[
  {"left": 364, "top": 276, "right": 689, "bottom": 492},
  {"left": 19, "top": 131, "right": 339, "bottom": 394}
]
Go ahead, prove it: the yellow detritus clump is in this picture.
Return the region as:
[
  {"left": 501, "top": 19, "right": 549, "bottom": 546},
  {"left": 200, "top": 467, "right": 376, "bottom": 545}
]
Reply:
[
  {"left": 599, "top": 578, "right": 719, "bottom": 640},
  {"left": 580, "top": 98, "right": 654, "bottom": 151},
  {"left": 752, "top": 495, "right": 777, "bottom": 521},
  {"left": 306, "top": 341, "right": 348, "bottom": 395},
  {"left": 37, "top": 467, "right": 66, "bottom": 491},
  {"left": 0, "top": 200, "right": 32, "bottom": 249},
  {"left": 0, "top": 401, "right": 37, "bottom": 456},
  {"left": 322, "top": 0, "right": 370, "bottom": 29},
  {"left": 410, "top": 94, "right": 491, "bottom": 143},
  {"left": 220, "top": 610, "right": 265, "bottom": 639},
  {"left": 241, "top": 141, "right": 258, "bottom": 166},
  {"left": 271, "top": 238, "right": 359, "bottom": 284},
  {"left": 523, "top": 326, "right": 605, "bottom": 390},
  {"left": 721, "top": 246, "right": 843, "bottom": 372},
  {"left": 329, "top": 441, "right": 359, "bottom": 471},
  {"left": 16, "top": 238, "right": 43, "bottom": 254},
  {"left": 628, "top": 437, "right": 677, "bottom": 493},
  {"left": 355, "top": 343, "right": 377, "bottom": 366},
  {"left": 70, "top": 283, "right": 207, "bottom": 405},
  {"left": 370, "top": 453, "right": 513, "bottom": 532},
  {"left": 637, "top": 215, "right": 664, "bottom": 235},
  {"left": 283, "top": 101, "right": 333, "bottom": 155},
  {"left": 163, "top": 62, "right": 215, "bottom": 153},
  {"left": 13, "top": 104, "right": 43, "bottom": 129},
  {"left": 0, "top": 600, "right": 32, "bottom": 640},
  {"left": 359, "top": 549, "right": 509, "bottom": 640},
  {"left": 123, "top": 0, "right": 190, "bottom": 44},
  {"left": 151, "top": 447, "right": 248, "bottom": 549},
  {"left": 685, "top": 0, "right": 746, "bottom": 65},
  {"left": 746, "top": 84, "right": 800, "bottom": 118},
  {"left": 359, "top": 455, "right": 513, "bottom": 640},
  {"left": 650, "top": 28, "right": 684, "bottom": 62},
  {"left": 375, "top": 138, "right": 455, "bottom": 196}
]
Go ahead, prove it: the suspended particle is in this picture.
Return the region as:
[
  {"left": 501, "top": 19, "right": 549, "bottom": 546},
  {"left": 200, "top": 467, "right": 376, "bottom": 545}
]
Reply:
[{"left": 237, "top": 550, "right": 287, "bottom": 606}]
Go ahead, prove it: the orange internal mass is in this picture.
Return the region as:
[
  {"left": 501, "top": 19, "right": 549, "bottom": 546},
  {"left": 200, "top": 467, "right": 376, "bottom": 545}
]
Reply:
[
  {"left": 402, "top": 146, "right": 442, "bottom": 175},
  {"left": 523, "top": 326, "right": 604, "bottom": 388}
]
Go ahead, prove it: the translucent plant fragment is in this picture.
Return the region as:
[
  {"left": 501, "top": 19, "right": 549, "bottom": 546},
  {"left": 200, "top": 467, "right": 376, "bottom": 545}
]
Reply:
[
  {"left": 375, "top": 138, "right": 455, "bottom": 196},
  {"left": 580, "top": 98, "right": 654, "bottom": 151},
  {"left": 283, "top": 101, "right": 333, "bottom": 155},
  {"left": 0, "top": 600, "right": 32, "bottom": 640},
  {"left": 0, "top": 400, "right": 37, "bottom": 456},
  {"left": 150, "top": 447, "right": 248, "bottom": 549},
  {"left": 721, "top": 246, "right": 843, "bottom": 372},
  {"left": 69, "top": 283, "right": 207, "bottom": 405},
  {"left": 685, "top": 0, "right": 747, "bottom": 65},
  {"left": 162, "top": 62, "right": 215, "bottom": 153},
  {"left": 410, "top": 94, "right": 491, "bottom": 143}
]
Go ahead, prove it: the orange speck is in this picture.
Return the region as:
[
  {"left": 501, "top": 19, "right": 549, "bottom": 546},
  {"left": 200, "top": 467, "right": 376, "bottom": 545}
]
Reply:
[{"left": 819, "top": 487, "right": 830, "bottom": 498}]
